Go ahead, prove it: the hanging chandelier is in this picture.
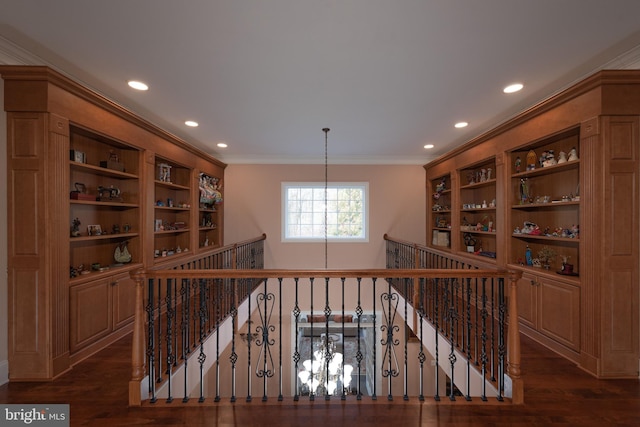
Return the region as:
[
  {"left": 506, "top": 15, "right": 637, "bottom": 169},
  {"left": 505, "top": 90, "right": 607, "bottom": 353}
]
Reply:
[{"left": 297, "top": 333, "right": 354, "bottom": 396}]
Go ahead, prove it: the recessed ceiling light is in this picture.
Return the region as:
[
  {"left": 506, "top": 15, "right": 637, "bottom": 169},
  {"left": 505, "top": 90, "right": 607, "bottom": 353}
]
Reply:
[
  {"left": 503, "top": 83, "right": 524, "bottom": 94},
  {"left": 424, "top": 144, "right": 434, "bottom": 149},
  {"left": 217, "top": 143, "right": 228, "bottom": 148},
  {"left": 127, "top": 80, "right": 148, "bottom": 91},
  {"left": 454, "top": 122, "right": 468, "bottom": 128},
  {"left": 185, "top": 120, "right": 199, "bottom": 127}
]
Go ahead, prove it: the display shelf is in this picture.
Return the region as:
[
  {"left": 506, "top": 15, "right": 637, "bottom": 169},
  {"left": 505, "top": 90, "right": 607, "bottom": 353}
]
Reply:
[
  {"left": 154, "top": 156, "right": 192, "bottom": 256},
  {"left": 428, "top": 174, "right": 451, "bottom": 249},
  {"left": 509, "top": 127, "right": 580, "bottom": 275},
  {"left": 458, "top": 158, "right": 497, "bottom": 258},
  {"left": 69, "top": 126, "right": 141, "bottom": 276},
  {"left": 197, "top": 172, "right": 223, "bottom": 249}
]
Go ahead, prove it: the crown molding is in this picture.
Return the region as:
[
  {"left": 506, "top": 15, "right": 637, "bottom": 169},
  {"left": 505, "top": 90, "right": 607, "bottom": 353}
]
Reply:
[
  {"left": 0, "top": 35, "right": 45, "bottom": 65},
  {"left": 217, "top": 153, "right": 434, "bottom": 165}
]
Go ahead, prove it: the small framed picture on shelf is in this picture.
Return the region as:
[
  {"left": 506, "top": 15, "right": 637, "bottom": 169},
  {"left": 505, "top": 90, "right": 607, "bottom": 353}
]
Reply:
[
  {"left": 155, "top": 219, "right": 163, "bottom": 232},
  {"left": 158, "top": 163, "right": 171, "bottom": 182},
  {"left": 87, "top": 224, "right": 102, "bottom": 236},
  {"left": 70, "top": 149, "right": 86, "bottom": 164}
]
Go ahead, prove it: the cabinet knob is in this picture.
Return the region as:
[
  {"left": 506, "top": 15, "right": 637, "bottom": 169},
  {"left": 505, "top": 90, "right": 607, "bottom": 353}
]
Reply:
[{"left": 530, "top": 280, "right": 538, "bottom": 286}]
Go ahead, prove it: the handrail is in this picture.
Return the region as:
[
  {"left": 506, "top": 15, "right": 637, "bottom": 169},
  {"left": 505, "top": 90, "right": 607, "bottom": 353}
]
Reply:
[{"left": 139, "top": 268, "right": 507, "bottom": 279}]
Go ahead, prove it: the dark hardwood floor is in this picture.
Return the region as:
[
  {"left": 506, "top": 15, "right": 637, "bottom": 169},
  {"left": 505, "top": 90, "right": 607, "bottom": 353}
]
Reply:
[{"left": 1, "top": 333, "right": 639, "bottom": 426}]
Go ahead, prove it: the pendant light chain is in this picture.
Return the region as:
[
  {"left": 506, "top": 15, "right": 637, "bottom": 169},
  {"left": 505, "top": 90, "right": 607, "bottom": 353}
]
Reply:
[{"left": 323, "top": 128, "right": 330, "bottom": 269}]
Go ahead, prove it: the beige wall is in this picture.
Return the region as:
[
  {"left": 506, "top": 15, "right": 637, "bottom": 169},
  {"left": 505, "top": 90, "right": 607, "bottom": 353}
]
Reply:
[{"left": 223, "top": 164, "right": 426, "bottom": 269}]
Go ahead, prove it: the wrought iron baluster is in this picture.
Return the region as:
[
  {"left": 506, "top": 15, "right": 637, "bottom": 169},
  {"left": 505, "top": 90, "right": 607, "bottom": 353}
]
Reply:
[
  {"left": 480, "top": 277, "right": 488, "bottom": 401},
  {"left": 293, "top": 278, "right": 301, "bottom": 401},
  {"left": 355, "top": 277, "right": 363, "bottom": 401},
  {"left": 246, "top": 278, "right": 252, "bottom": 403},
  {"left": 229, "top": 278, "right": 238, "bottom": 403},
  {"left": 447, "top": 278, "right": 458, "bottom": 401},
  {"left": 380, "top": 278, "right": 399, "bottom": 401},
  {"left": 180, "top": 278, "right": 189, "bottom": 403},
  {"left": 323, "top": 277, "right": 331, "bottom": 401},
  {"left": 146, "top": 278, "right": 157, "bottom": 403},
  {"left": 256, "top": 278, "right": 275, "bottom": 402},
  {"left": 340, "top": 277, "right": 346, "bottom": 401},
  {"left": 465, "top": 277, "right": 472, "bottom": 401},
  {"left": 278, "top": 277, "right": 283, "bottom": 401},
  {"left": 490, "top": 278, "right": 496, "bottom": 382},
  {"left": 165, "top": 278, "right": 174, "bottom": 403},
  {"left": 418, "top": 277, "right": 425, "bottom": 402},
  {"left": 309, "top": 277, "right": 315, "bottom": 401},
  {"left": 434, "top": 277, "right": 440, "bottom": 402},
  {"left": 214, "top": 278, "right": 221, "bottom": 402},
  {"left": 403, "top": 278, "right": 409, "bottom": 401},
  {"left": 497, "top": 277, "right": 506, "bottom": 401},
  {"left": 156, "top": 279, "right": 163, "bottom": 384},
  {"left": 197, "top": 278, "right": 207, "bottom": 403}
]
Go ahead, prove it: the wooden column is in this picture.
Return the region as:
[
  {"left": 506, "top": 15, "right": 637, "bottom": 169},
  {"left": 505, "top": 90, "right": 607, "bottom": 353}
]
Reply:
[
  {"left": 508, "top": 269, "right": 524, "bottom": 404},
  {"left": 128, "top": 269, "right": 146, "bottom": 406}
]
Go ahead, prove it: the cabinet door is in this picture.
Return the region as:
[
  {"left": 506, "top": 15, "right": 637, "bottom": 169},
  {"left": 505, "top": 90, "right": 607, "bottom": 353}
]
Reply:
[
  {"left": 537, "top": 277, "right": 580, "bottom": 351},
  {"left": 516, "top": 273, "right": 538, "bottom": 328},
  {"left": 69, "top": 278, "right": 112, "bottom": 353},
  {"left": 111, "top": 272, "right": 137, "bottom": 330}
]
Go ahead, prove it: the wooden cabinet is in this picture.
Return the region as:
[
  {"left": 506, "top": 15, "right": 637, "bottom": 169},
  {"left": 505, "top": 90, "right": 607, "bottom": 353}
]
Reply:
[
  {"left": 424, "top": 70, "right": 640, "bottom": 378},
  {"left": 516, "top": 272, "right": 580, "bottom": 358},
  {"left": 69, "top": 272, "right": 136, "bottom": 359},
  {"left": 1, "top": 65, "right": 226, "bottom": 380}
]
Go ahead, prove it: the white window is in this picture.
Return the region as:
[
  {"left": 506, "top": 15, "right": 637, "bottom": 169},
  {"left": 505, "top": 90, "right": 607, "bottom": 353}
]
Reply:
[{"left": 282, "top": 182, "right": 369, "bottom": 242}]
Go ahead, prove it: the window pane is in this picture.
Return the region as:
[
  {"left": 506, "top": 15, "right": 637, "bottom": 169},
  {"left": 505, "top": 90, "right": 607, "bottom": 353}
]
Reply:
[{"left": 283, "top": 182, "right": 368, "bottom": 241}]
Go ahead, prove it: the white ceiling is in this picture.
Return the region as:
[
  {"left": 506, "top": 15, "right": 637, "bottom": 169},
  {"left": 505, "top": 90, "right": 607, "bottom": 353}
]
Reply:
[{"left": 1, "top": 0, "right": 640, "bottom": 164}]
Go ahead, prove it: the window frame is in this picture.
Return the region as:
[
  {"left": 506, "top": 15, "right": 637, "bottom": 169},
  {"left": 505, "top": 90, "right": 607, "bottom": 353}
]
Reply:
[{"left": 281, "top": 182, "right": 369, "bottom": 243}]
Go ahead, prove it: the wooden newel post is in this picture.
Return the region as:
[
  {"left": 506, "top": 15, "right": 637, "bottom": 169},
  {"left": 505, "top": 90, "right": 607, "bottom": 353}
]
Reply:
[
  {"left": 129, "top": 269, "right": 146, "bottom": 406},
  {"left": 507, "top": 270, "right": 524, "bottom": 404}
]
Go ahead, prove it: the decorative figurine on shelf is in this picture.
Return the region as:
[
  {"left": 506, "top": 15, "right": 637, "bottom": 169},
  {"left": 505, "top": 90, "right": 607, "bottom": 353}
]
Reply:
[
  {"left": 435, "top": 176, "right": 446, "bottom": 193},
  {"left": 199, "top": 173, "right": 223, "bottom": 207},
  {"left": 487, "top": 168, "right": 492, "bottom": 180},
  {"left": 114, "top": 240, "right": 132, "bottom": 264},
  {"left": 543, "top": 150, "right": 557, "bottom": 167},
  {"left": 467, "top": 171, "right": 475, "bottom": 185},
  {"left": 480, "top": 169, "right": 487, "bottom": 182},
  {"left": 568, "top": 147, "right": 579, "bottom": 161},
  {"left": 539, "top": 151, "right": 547, "bottom": 168},
  {"left": 71, "top": 218, "right": 81, "bottom": 237},
  {"left": 537, "top": 246, "right": 556, "bottom": 270},
  {"left": 526, "top": 150, "right": 537, "bottom": 171},
  {"left": 525, "top": 245, "right": 533, "bottom": 266},
  {"left": 515, "top": 156, "right": 522, "bottom": 173},
  {"left": 519, "top": 178, "right": 529, "bottom": 204},
  {"left": 557, "top": 151, "right": 567, "bottom": 164}
]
